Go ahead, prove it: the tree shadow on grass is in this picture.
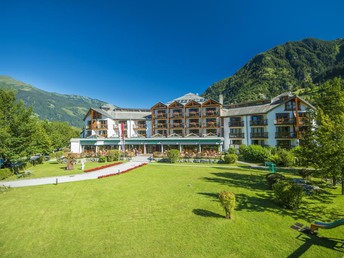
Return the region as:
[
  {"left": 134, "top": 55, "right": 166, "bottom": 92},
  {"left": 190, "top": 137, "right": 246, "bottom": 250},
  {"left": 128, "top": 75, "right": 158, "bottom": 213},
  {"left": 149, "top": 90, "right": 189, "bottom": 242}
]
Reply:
[
  {"left": 192, "top": 209, "right": 224, "bottom": 218},
  {"left": 203, "top": 171, "right": 269, "bottom": 192},
  {"left": 288, "top": 232, "right": 344, "bottom": 257},
  {"left": 197, "top": 192, "right": 219, "bottom": 202}
]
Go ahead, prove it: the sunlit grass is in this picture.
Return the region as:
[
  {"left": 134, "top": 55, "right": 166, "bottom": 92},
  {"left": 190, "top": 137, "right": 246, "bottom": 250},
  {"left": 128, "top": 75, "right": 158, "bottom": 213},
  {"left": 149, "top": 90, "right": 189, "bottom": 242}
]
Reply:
[{"left": 0, "top": 164, "right": 343, "bottom": 257}]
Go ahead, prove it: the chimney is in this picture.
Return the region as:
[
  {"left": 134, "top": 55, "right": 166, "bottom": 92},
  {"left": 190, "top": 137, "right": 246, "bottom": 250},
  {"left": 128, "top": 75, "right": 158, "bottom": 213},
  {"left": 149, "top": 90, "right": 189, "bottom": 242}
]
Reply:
[{"left": 219, "top": 94, "right": 224, "bottom": 105}]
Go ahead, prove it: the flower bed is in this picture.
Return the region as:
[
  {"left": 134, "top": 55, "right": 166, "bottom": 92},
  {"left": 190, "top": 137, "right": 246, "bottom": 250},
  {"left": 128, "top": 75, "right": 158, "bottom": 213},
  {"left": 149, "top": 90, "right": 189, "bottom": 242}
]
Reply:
[
  {"left": 84, "top": 162, "right": 123, "bottom": 173},
  {"left": 98, "top": 163, "right": 147, "bottom": 179}
]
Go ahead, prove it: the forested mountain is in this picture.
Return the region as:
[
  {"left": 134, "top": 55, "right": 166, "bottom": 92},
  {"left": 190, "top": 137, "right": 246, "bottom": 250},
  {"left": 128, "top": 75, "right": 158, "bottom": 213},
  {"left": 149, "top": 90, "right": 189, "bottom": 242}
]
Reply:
[
  {"left": 203, "top": 38, "right": 344, "bottom": 104},
  {"left": 0, "top": 76, "right": 109, "bottom": 127}
]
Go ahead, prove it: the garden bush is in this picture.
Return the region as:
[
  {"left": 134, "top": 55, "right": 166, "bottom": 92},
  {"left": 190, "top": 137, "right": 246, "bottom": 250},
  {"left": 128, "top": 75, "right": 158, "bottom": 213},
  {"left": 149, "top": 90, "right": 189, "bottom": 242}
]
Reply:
[
  {"left": 218, "top": 191, "right": 236, "bottom": 219},
  {"left": 167, "top": 149, "right": 180, "bottom": 163},
  {"left": 98, "top": 156, "right": 106, "bottom": 163},
  {"left": 266, "top": 173, "right": 285, "bottom": 189},
  {"left": 273, "top": 181, "right": 304, "bottom": 210},
  {"left": 276, "top": 149, "right": 295, "bottom": 167},
  {"left": 239, "top": 145, "right": 270, "bottom": 163},
  {"left": 106, "top": 150, "right": 121, "bottom": 162},
  {"left": 223, "top": 154, "right": 238, "bottom": 164},
  {"left": 0, "top": 168, "right": 13, "bottom": 180},
  {"left": 227, "top": 147, "right": 237, "bottom": 154},
  {"left": 298, "top": 168, "right": 314, "bottom": 180}
]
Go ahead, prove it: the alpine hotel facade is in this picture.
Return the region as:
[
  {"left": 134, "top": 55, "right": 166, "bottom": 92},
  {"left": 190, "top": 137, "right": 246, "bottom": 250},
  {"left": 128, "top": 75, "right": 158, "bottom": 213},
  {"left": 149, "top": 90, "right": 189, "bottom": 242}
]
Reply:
[{"left": 70, "top": 92, "right": 315, "bottom": 154}]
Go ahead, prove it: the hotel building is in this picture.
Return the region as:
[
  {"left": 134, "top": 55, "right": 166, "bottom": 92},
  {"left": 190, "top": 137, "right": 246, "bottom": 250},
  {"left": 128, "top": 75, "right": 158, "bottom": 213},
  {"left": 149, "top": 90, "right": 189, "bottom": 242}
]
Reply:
[{"left": 71, "top": 92, "right": 315, "bottom": 154}]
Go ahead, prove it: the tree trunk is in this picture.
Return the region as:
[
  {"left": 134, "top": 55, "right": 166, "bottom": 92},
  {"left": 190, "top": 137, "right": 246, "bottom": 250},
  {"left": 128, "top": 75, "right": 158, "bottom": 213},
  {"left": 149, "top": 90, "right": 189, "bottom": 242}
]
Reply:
[{"left": 332, "top": 176, "right": 337, "bottom": 186}]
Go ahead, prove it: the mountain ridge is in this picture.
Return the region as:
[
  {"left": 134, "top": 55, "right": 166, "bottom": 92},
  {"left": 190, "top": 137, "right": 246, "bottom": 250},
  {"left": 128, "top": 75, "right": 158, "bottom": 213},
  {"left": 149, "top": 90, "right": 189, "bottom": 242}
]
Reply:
[
  {"left": 0, "top": 75, "right": 111, "bottom": 128},
  {"left": 202, "top": 38, "right": 344, "bottom": 104}
]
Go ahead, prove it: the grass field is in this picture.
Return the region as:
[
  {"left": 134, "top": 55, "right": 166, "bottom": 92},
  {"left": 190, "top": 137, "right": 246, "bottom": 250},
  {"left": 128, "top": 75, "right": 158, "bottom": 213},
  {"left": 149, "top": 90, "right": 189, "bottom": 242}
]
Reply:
[{"left": 0, "top": 164, "right": 343, "bottom": 257}]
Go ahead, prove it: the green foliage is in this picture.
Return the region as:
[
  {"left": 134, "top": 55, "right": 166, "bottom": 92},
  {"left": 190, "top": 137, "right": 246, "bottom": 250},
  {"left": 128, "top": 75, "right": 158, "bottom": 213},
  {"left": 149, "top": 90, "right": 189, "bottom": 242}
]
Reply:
[
  {"left": 298, "top": 169, "right": 314, "bottom": 180},
  {"left": 202, "top": 38, "right": 344, "bottom": 104},
  {"left": 239, "top": 145, "right": 270, "bottom": 163},
  {"left": 98, "top": 156, "right": 106, "bottom": 163},
  {"left": 300, "top": 78, "right": 344, "bottom": 193},
  {"left": 0, "top": 168, "right": 13, "bottom": 180},
  {"left": 227, "top": 147, "right": 237, "bottom": 154},
  {"left": 265, "top": 173, "right": 285, "bottom": 189},
  {"left": 223, "top": 154, "right": 238, "bottom": 164},
  {"left": 0, "top": 75, "right": 108, "bottom": 127},
  {"left": 273, "top": 181, "right": 304, "bottom": 210},
  {"left": 106, "top": 150, "right": 121, "bottom": 162},
  {"left": 167, "top": 149, "right": 180, "bottom": 163},
  {"left": 218, "top": 191, "right": 236, "bottom": 219}
]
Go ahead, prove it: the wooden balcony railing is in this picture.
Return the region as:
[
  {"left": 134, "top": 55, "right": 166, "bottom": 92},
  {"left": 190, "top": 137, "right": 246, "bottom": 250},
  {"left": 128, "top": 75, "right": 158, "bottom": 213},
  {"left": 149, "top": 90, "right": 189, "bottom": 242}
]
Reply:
[
  {"left": 203, "top": 110, "right": 219, "bottom": 116},
  {"left": 187, "top": 111, "right": 200, "bottom": 117},
  {"left": 156, "top": 123, "right": 168, "bottom": 128},
  {"left": 274, "top": 118, "right": 295, "bottom": 125},
  {"left": 228, "top": 121, "right": 244, "bottom": 127},
  {"left": 93, "top": 125, "right": 108, "bottom": 130},
  {"left": 171, "top": 123, "right": 184, "bottom": 128},
  {"left": 275, "top": 132, "right": 297, "bottom": 138},
  {"left": 171, "top": 112, "right": 183, "bottom": 118},
  {"left": 250, "top": 132, "right": 268, "bottom": 138},
  {"left": 250, "top": 119, "right": 268, "bottom": 126},
  {"left": 156, "top": 113, "right": 167, "bottom": 118},
  {"left": 204, "top": 122, "right": 219, "bottom": 128},
  {"left": 188, "top": 123, "right": 200, "bottom": 128}
]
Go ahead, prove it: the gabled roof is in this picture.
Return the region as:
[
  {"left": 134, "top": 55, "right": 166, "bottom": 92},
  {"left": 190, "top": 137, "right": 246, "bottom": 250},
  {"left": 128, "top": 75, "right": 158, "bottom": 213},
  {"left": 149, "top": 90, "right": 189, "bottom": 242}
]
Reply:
[
  {"left": 202, "top": 99, "right": 221, "bottom": 106},
  {"left": 166, "top": 92, "right": 206, "bottom": 105},
  {"left": 222, "top": 95, "right": 316, "bottom": 117},
  {"left": 185, "top": 100, "right": 202, "bottom": 107},
  {"left": 168, "top": 101, "right": 184, "bottom": 108},
  {"left": 151, "top": 102, "right": 167, "bottom": 110},
  {"left": 83, "top": 108, "right": 113, "bottom": 121}
]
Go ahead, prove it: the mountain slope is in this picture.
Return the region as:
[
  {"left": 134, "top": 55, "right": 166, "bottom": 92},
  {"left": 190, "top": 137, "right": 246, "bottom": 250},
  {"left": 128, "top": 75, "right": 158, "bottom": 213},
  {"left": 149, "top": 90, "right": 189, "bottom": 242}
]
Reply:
[
  {"left": 0, "top": 76, "right": 109, "bottom": 127},
  {"left": 203, "top": 38, "right": 344, "bottom": 104}
]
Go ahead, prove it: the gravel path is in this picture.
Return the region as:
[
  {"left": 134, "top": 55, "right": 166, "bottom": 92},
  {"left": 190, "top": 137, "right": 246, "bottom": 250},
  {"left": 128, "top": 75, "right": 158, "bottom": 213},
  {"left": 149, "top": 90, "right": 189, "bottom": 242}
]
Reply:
[{"left": 0, "top": 156, "right": 150, "bottom": 188}]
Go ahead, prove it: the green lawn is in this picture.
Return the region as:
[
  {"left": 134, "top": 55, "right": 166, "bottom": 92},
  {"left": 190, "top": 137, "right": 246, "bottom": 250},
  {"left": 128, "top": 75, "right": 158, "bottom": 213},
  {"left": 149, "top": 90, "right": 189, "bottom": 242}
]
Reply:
[
  {"left": 0, "top": 164, "right": 343, "bottom": 257},
  {"left": 4, "top": 161, "right": 122, "bottom": 181}
]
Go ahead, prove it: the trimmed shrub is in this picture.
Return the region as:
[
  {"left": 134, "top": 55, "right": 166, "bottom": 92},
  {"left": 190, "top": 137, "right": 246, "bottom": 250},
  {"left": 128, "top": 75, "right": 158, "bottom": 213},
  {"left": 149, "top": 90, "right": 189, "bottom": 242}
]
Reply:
[
  {"left": 273, "top": 181, "right": 304, "bottom": 210},
  {"left": 0, "top": 168, "right": 13, "bottom": 180},
  {"left": 98, "top": 156, "right": 106, "bottom": 163},
  {"left": 266, "top": 173, "right": 285, "bottom": 189},
  {"left": 167, "top": 149, "right": 180, "bottom": 163},
  {"left": 219, "top": 191, "right": 236, "bottom": 219},
  {"left": 106, "top": 150, "right": 121, "bottom": 162},
  {"left": 224, "top": 154, "right": 238, "bottom": 164},
  {"left": 239, "top": 145, "right": 270, "bottom": 163},
  {"left": 227, "top": 147, "right": 237, "bottom": 154}
]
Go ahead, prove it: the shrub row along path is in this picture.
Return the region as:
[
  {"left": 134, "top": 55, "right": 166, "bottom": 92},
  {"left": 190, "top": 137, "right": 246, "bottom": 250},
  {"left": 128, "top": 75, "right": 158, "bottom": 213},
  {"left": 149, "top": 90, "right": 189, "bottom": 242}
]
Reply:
[{"left": 0, "top": 156, "right": 150, "bottom": 188}]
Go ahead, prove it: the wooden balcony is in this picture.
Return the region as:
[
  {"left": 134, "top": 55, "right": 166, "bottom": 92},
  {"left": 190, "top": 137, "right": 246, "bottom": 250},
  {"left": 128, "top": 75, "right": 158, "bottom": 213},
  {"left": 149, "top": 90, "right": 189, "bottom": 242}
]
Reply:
[
  {"left": 274, "top": 118, "right": 295, "bottom": 125},
  {"left": 133, "top": 124, "right": 146, "bottom": 130},
  {"left": 187, "top": 111, "right": 201, "bottom": 117},
  {"left": 156, "top": 113, "right": 167, "bottom": 119},
  {"left": 156, "top": 123, "right": 168, "bottom": 129},
  {"left": 275, "top": 132, "right": 297, "bottom": 138},
  {"left": 250, "top": 119, "right": 268, "bottom": 126},
  {"left": 203, "top": 110, "right": 219, "bottom": 117},
  {"left": 171, "top": 123, "right": 184, "bottom": 128},
  {"left": 93, "top": 125, "right": 108, "bottom": 130},
  {"left": 171, "top": 112, "right": 183, "bottom": 118},
  {"left": 204, "top": 122, "right": 219, "bottom": 128},
  {"left": 229, "top": 133, "right": 245, "bottom": 138},
  {"left": 298, "top": 118, "right": 310, "bottom": 125},
  {"left": 188, "top": 123, "right": 201, "bottom": 128},
  {"left": 228, "top": 121, "right": 244, "bottom": 127},
  {"left": 250, "top": 132, "right": 268, "bottom": 138}
]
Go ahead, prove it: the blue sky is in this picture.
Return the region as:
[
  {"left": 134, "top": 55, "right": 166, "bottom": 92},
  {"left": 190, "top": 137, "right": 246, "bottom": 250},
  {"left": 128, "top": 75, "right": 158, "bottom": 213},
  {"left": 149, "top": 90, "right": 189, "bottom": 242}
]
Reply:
[{"left": 0, "top": 0, "right": 343, "bottom": 108}]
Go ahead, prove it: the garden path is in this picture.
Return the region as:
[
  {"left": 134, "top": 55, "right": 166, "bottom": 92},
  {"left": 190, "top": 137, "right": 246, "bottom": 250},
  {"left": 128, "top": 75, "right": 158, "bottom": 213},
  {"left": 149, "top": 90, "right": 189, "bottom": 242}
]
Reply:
[{"left": 1, "top": 158, "right": 148, "bottom": 188}]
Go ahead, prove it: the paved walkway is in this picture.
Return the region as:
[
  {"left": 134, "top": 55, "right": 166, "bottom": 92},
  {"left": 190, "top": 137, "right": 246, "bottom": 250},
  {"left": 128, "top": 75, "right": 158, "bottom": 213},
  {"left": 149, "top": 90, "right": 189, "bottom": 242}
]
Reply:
[{"left": 0, "top": 156, "right": 149, "bottom": 188}]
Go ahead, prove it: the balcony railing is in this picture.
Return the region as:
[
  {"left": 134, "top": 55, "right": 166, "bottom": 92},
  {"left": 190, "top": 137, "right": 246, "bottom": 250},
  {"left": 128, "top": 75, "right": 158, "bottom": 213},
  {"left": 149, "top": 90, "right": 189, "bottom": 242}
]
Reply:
[
  {"left": 134, "top": 124, "right": 146, "bottom": 130},
  {"left": 188, "top": 123, "right": 200, "bottom": 128},
  {"left": 275, "top": 132, "right": 297, "bottom": 138},
  {"left": 171, "top": 112, "right": 183, "bottom": 118},
  {"left": 228, "top": 121, "right": 244, "bottom": 127},
  {"left": 250, "top": 119, "right": 268, "bottom": 126},
  {"left": 204, "top": 122, "right": 219, "bottom": 128},
  {"left": 250, "top": 132, "right": 268, "bottom": 138},
  {"left": 229, "top": 133, "right": 245, "bottom": 138},
  {"left": 187, "top": 111, "right": 200, "bottom": 117},
  {"left": 298, "top": 118, "right": 310, "bottom": 125},
  {"left": 93, "top": 125, "right": 108, "bottom": 130},
  {"left": 156, "top": 113, "right": 167, "bottom": 118},
  {"left": 156, "top": 123, "right": 168, "bottom": 128},
  {"left": 171, "top": 123, "right": 184, "bottom": 128},
  {"left": 274, "top": 118, "right": 295, "bottom": 125},
  {"left": 203, "top": 110, "right": 219, "bottom": 116}
]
